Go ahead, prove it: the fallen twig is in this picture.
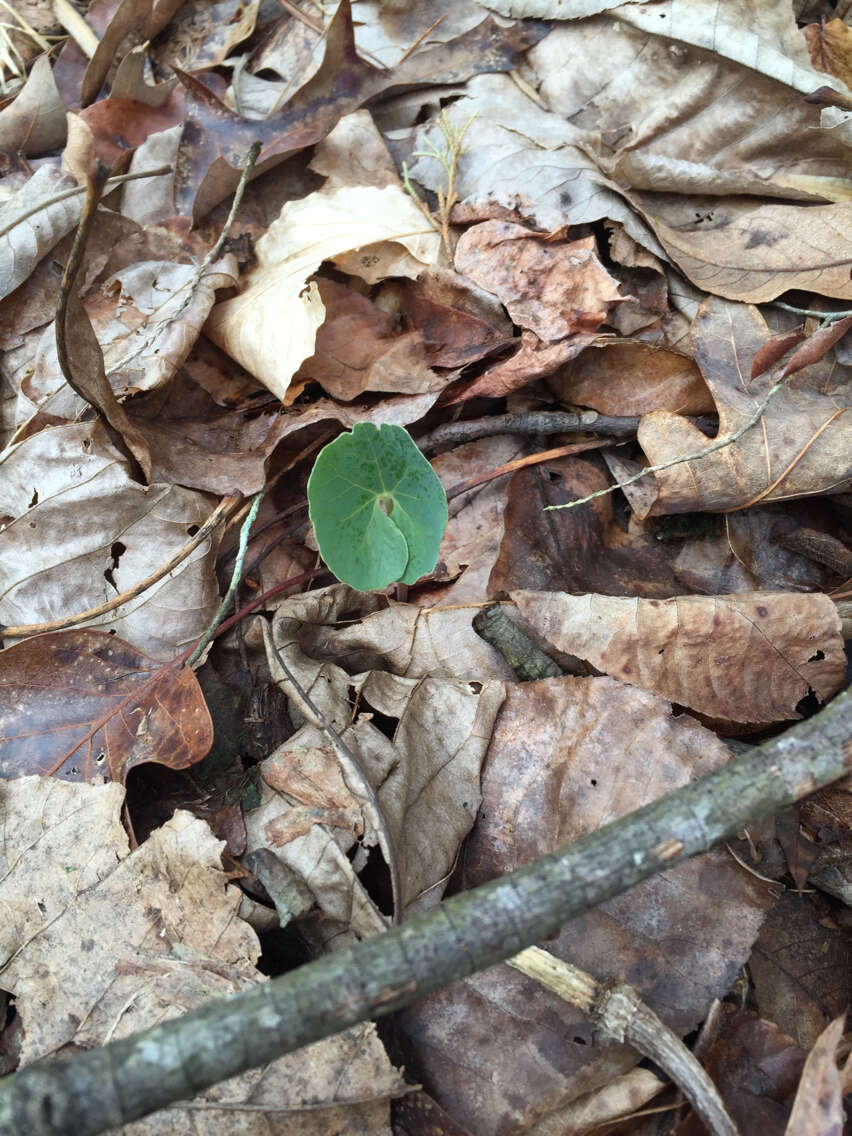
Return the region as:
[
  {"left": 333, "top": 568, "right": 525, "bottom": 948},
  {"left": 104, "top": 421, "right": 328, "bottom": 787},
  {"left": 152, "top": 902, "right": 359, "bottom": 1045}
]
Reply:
[
  {"left": 509, "top": 947, "right": 738, "bottom": 1136},
  {"left": 0, "top": 686, "right": 847, "bottom": 1135}
]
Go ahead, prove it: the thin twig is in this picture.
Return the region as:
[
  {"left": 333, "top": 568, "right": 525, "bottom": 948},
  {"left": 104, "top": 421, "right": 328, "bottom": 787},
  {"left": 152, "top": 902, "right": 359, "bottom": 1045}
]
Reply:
[
  {"left": 770, "top": 300, "right": 852, "bottom": 323},
  {"left": 0, "top": 165, "right": 174, "bottom": 241},
  {"left": 545, "top": 378, "right": 784, "bottom": 512},
  {"left": 508, "top": 949, "right": 739, "bottom": 1136},
  {"left": 108, "top": 141, "right": 261, "bottom": 375},
  {"left": 261, "top": 622, "right": 403, "bottom": 926},
  {"left": 396, "top": 14, "right": 446, "bottom": 65},
  {"left": 185, "top": 489, "right": 265, "bottom": 668},
  {"left": 419, "top": 409, "right": 645, "bottom": 453},
  {"left": 0, "top": 495, "right": 242, "bottom": 640}
]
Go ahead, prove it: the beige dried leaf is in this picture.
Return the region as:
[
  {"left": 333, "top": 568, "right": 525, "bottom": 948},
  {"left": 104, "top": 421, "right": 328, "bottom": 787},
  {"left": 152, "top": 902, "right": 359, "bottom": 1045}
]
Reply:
[
  {"left": 512, "top": 589, "right": 846, "bottom": 724},
  {"left": 0, "top": 165, "right": 81, "bottom": 301},
  {"left": 0, "top": 422, "right": 221, "bottom": 657},
  {"left": 206, "top": 185, "right": 442, "bottom": 400},
  {"left": 635, "top": 296, "right": 852, "bottom": 513}
]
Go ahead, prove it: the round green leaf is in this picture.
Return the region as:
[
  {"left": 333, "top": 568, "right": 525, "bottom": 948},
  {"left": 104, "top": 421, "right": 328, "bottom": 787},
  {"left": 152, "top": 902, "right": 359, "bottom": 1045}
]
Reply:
[{"left": 307, "top": 422, "right": 448, "bottom": 591}]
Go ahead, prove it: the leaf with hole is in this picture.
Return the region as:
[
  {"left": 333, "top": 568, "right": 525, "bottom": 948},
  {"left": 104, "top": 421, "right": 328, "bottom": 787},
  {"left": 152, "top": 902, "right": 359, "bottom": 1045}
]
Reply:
[{"left": 307, "top": 423, "right": 447, "bottom": 590}]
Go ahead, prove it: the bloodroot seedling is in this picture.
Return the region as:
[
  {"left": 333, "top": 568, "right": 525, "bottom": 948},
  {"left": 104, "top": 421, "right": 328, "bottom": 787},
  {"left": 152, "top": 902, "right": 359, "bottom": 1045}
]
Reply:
[{"left": 307, "top": 422, "right": 448, "bottom": 591}]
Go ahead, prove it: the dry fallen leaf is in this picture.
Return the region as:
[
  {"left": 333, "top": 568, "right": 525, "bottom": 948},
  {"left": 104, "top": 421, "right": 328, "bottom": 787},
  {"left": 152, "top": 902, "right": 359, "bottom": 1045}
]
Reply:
[
  {"left": 397, "top": 675, "right": 773, "bottom": 1133},
  {"left": 0, "top": 165, "right": 82, "bottom": 302},
  {"left": 511, "top": 589, "right": 845, "bottom": 725},
  {"left": 0, "top": 54, "right": 66, "bottom": 156},
  {"left": 0, "top": 422, "right": 221, "bottom": 656},
  {"left": 0, "top": 776, "right": 407, "bottom": 1129},
  {"left": 294, "top": 278, "right": 445, "bottom": 402},
  {"left": 206, "top": 184, "right": 441, "bottom": 400},
  {"left": 783, "top": 1014, "right": 848, "bottom": 1136},
  {"left": 0, "top": 628, "right": 213, "bottom": 782},
  {"left": 454, "top": 225, "right": 625, "bottom": 341},
  {"left": 243, "top": 585, "right": 505, "bottom": 941},
  {"left": 635, "top": 296, "right": 852, "bottom": 515}
]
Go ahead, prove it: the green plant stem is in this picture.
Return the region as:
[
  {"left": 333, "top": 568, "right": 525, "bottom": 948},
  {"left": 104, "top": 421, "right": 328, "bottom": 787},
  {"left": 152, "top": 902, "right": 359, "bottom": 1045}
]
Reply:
[
  {"left": 0, "top": 688, "right": 848, "bottom": 1135},
  {"left": 185, "top": 489, "right": 264, "bottom": 667}
]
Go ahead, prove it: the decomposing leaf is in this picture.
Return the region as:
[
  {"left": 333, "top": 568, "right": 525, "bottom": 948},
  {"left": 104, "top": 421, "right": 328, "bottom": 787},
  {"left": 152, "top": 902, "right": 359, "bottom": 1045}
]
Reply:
[
  {"left": 294, "top": 278, "right": 445, "bottom": 402},
  {"left": 0, "top": 776, "right": 407, "bottom": 1126},
  {"left": 153, "top": 0, "right": 260, "bottom": 73},
  {"left": 511, "top": 589, "right": 845, "bottom": 725},
  {"left": 0, "top": 629, "right": 212, "bottom": 782},
  {"left": 206, "top": 185, "right": 441, "bottom": 400},
  {"left": 397, "top": 675, "right": 774, "bottom": 1133},
  {"left": 308, "top": 423, "right": 448, "bottom": 591},
  {"left": 0, "top": 422, "right": 221, "bottom": 657},
  {"left": 783, "top": 1014, "right": 848, "bottom": 1136},
  {"left": 454, "top": 329, "right": 596, "bottom": 402},
  {"left": 803, "top": 18, "right": 852, "bottom": 89},
  {"left": 675, "top": 1006, "right": 806, "bottom": 1136},
  {"left": 0, "top": 165, "right": 82, "bottom": 302},
  {"left": 750, "top": 891, "right": 852, "bottom": 1050},
  {"left": 245, "top": 585, "right": 505, "bottom": 940},
  {"left": 454, "top": 225, "right": 625, "bottom": 340},
  {"left": 635, "top": 296, "right": 852, "bottom": 514}
]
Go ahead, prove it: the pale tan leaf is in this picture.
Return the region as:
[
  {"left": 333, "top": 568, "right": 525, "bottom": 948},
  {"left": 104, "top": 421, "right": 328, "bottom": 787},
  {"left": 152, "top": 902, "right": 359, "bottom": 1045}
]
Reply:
[
  {"left": 245, "top": 585, "right": 505, "bottom": 942},
  {"left": 803, "top": 19, "right": 852, "bottom": 90},
  {"left": 206, "top": 185, "right": 442, "bottom": 400},
  {"left": 0, "top": 54, "right": 66, "bottom": 156},
  {"left": 627, "top": 192, "right": 852, "bottom": 303},
  {"left": 512, "top": 589, "right": 845, "bottom": 724},
  {"left": 635, "top": 296, "right": 852, "bottom": 513},
  {"left": 784, "top": 1013, "right": 847, "bottom": 1136},
  {"left": 0, "top": 422, "right": 221, "bottom": 658},
  {"left": 0, "top": 165, "right": 81, "bottom": 301},
  {"left": 0, "top": 777, "right": 406, "bottom": 1130}
]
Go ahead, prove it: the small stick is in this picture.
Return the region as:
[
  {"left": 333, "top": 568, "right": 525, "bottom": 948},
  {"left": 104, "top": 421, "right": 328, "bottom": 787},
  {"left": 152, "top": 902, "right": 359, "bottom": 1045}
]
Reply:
[
  {"left": 185, "top": 489, "right": 265, "bottom": 668},
  {"left": 545, "top": 379, "right": 784, "bottom": 513},
  {"left": 509, "top": 948, "right": 739, "bottom": 1136}
]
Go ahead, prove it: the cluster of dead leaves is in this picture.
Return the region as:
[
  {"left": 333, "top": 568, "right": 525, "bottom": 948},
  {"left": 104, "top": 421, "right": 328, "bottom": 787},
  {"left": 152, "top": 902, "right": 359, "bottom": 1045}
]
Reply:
[{"left": 0, "top": 0, "right": 851, "bottom": 1134}]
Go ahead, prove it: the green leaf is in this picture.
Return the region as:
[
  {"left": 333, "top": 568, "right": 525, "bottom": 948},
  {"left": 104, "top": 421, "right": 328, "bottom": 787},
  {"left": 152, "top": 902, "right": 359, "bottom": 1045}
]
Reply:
[{"left": 307, "top": 423, "right": 448, "bottom": 591}]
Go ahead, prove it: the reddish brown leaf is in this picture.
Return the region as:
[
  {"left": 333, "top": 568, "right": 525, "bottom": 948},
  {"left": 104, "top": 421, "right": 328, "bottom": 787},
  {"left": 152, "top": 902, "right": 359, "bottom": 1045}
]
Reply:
[
  {"left": 78, "top": 92, "right": 185, "bottom": 169},
  {"left": 780, "top": 314, "right": 852, "bottom": 378},
  {"left": 0, "top": 630, "right": 212, "bottom": 783},
  {"left": 392, "top": 281, "right": 508, "bottom": 369},
  {"left": 451, "top": 329, "right": 595, "bottom": 402},
  {"left": 750, "top": 325, "right": 806, "bottom": 381}
]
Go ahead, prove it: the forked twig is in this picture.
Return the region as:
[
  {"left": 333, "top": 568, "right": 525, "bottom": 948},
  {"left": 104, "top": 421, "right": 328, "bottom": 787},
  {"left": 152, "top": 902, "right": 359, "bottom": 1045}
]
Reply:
[{"left": 545, "top": 378, "right": 785, "bottom": 513}]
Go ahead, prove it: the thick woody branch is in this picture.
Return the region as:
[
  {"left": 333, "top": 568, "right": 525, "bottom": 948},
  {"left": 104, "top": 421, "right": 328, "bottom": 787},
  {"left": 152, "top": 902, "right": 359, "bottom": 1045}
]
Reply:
[{"left": 0, "top": 689, "right": 848, "bottom": 1135}]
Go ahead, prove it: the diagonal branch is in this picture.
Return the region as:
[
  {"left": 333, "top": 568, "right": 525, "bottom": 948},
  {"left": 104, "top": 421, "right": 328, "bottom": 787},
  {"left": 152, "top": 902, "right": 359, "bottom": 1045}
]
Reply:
[{"left": 0, "top": 686, "right": 848, "bottom": 1135}]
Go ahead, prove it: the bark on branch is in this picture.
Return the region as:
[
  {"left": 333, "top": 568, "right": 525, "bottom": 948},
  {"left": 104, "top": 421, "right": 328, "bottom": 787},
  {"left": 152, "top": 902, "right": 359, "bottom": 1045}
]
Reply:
[{"left": 0, "top": 689, "right": 849, "bottom": 1135}]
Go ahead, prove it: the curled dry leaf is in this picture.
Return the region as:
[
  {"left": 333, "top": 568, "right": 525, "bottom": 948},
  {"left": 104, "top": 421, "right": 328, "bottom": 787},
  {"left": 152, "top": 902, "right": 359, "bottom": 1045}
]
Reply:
[
  {"left": 0, "top": 54, "right": 67, "bottom": 156},
  {"left": 783, "top": 1014, "right": 847, "bottom": 1136},
  {"left": 0, "top": 629, "right": 213, "bottom": 783},
  {"left": 397, "top": 676, "right": 773, "bottom": 1133},
  {"left": 511, "top": 589, "right": 845, "bottom": 725},
  {"left": 550, "top": 340, "right": 715, "bottom": 417},
  {"left": 0, "top": 422, "right": 221, "bottom": 657},
  {"left": 454, "top": 225, "right": 625, "bottom": 341},
  {"left": 0, "top": 777, "right": 407, "bottom": 1125},
  {"left": 636, "top": 296, "right": 852, "bottom": 514},
  {"left": 455, "top": 329, "right": 596, "bottom": 402},
  {"left": 294, "top": 278, "right": 445, "bottom": 402},
  {"left": 0, "top": 165, "right": 82, "bottom": 302},
  {"left": 245, "top": 584, "right": 505, "bottom": 940},
  {"left": 206, "top": 185, "right": 441, "bottom": 400},
  {"left": 803, "top": 18, "right": 852, "bottom": 89}
]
